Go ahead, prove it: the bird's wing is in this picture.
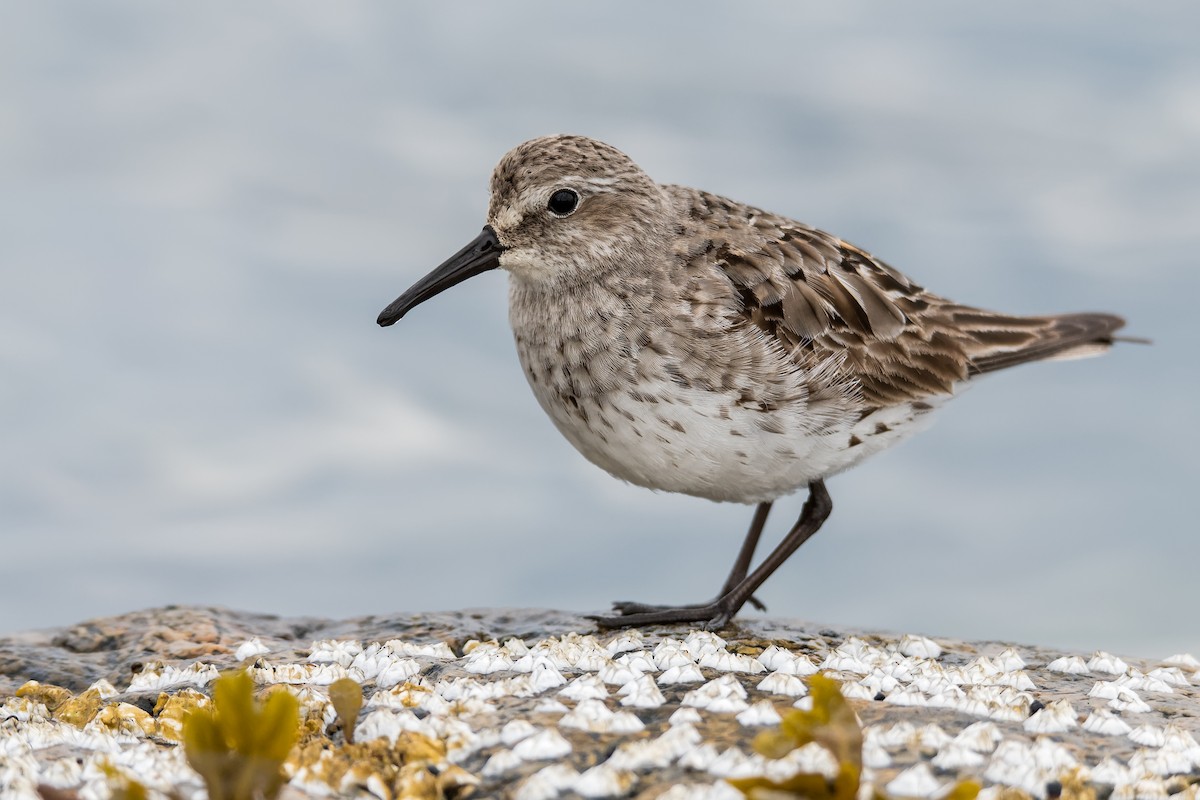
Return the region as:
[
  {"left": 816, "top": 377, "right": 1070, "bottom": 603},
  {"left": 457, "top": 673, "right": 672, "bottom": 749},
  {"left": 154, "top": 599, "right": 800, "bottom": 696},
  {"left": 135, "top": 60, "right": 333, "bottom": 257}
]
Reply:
[{"left": 674, "top": 188, "right": 1125, "bottom": 409}]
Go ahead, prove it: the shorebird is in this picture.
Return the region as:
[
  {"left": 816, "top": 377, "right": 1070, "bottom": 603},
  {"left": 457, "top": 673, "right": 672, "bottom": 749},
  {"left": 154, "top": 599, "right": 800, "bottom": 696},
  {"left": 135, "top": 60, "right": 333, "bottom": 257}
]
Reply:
[{"left": 377, "top": 135, "right": 1131, "bottom": 629}]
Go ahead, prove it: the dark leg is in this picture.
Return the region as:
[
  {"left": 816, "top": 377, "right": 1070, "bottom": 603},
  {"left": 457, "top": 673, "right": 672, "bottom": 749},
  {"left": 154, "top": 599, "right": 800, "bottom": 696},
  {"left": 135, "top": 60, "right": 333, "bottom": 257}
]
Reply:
[
  {"left": 607, "top": 502, "right": 773, "bottom": 615},
  {"left": 590, "top": 481, "right": 832, "bottom": 630}
]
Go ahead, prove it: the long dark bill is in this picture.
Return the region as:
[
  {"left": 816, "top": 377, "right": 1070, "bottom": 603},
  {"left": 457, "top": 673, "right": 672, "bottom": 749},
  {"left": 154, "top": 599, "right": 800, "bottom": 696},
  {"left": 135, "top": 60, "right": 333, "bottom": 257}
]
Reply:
[{"left": 377, "top": 226, "right": 505, "bottom": 327}]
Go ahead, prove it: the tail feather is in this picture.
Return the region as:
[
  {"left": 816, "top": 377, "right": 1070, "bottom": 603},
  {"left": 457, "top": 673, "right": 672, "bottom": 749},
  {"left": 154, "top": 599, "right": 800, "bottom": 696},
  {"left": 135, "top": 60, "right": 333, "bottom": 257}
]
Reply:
[{"left": 964, "top": 312, "right": 1129, "bottom": 376}]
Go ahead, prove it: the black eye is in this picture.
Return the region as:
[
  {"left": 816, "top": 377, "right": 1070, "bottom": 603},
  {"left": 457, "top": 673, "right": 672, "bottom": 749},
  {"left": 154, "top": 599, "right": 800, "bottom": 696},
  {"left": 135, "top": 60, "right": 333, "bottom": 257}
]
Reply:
[{"left": 547, "top": 189, "right": 579, "bottom": 216}]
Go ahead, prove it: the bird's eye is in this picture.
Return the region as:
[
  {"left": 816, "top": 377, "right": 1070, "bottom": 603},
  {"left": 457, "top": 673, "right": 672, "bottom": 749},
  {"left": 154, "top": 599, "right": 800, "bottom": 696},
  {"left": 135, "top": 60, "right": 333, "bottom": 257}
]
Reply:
[{"left": 547, "top": 189, "right": 580, "bottom": 216}]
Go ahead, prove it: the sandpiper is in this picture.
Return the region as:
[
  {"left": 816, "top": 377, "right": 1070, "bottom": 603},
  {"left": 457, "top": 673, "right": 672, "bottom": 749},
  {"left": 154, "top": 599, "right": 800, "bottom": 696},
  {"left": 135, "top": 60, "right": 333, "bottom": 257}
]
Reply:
[{"left": 378, "top": 135, "right": 1131, "bottom": 629}]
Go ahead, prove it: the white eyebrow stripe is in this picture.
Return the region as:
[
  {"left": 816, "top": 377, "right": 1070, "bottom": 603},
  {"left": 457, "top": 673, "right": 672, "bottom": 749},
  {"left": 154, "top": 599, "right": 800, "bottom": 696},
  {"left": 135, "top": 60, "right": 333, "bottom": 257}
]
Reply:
[{"left": 560, "top": 175, "right": 620, "bottom": 192}]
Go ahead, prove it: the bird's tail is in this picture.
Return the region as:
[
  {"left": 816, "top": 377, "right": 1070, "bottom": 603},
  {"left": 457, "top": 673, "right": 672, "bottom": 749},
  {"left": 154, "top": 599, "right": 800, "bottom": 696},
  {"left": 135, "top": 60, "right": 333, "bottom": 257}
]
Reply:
[{"left": 952, "top": 310, "right": 1137, "bottom": 377}]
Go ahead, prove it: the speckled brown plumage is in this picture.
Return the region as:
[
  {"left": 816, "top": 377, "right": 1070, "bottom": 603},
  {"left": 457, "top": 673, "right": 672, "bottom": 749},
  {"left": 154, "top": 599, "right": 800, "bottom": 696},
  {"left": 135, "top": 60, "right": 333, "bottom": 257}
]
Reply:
[
  {"left": 669, "top": 186, "right": 1124, "bottom": 410},
  {"left": 378, "top": 134, "right": 1133, "bottom": 629}
]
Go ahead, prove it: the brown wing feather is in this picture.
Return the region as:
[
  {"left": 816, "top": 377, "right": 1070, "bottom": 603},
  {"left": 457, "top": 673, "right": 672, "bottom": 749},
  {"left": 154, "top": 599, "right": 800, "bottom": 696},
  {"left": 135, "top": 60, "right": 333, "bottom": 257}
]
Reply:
[
  {"left": 961, "top": 311, "right": 1126, "bottom": 375},
  {"left": 677, "top": 188, "right": 1126, "bottom": 409}
]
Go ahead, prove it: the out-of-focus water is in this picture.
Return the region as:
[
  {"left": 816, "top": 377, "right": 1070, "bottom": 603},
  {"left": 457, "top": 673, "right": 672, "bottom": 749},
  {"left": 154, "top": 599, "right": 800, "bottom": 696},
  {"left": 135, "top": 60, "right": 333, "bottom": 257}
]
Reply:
[{"left": 2, "top": 2, "right": 1196, "bottom": 655}]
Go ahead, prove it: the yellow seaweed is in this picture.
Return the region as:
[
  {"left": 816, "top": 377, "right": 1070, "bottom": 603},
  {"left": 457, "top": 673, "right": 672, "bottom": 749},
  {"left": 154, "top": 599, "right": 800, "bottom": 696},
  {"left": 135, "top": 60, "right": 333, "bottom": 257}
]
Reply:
[
  {"left": 181, "top": 670, "right": 300, "bottom": 800},
  {"left": 15, "top": 680, "right": 73, "bottom": 712},
  {"left": 730, "top": 673, "right": 978, "bottom": 800},
  {"left": 328, "top": 677, "right": 364, "bottom": 744}
]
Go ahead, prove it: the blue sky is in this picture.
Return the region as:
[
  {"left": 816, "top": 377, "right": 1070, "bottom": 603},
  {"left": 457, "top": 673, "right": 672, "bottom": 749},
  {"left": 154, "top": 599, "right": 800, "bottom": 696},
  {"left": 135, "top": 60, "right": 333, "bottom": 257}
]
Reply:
[{"left": 2, "top": 2, "right": 1197, "bottom": 656}]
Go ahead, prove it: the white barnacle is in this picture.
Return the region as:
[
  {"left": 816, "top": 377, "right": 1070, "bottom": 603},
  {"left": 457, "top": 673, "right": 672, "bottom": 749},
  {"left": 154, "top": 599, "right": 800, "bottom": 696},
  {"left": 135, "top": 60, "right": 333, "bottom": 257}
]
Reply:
[
  {"left": 1161, "top": 653, "right": 1199, "bottom": 669},
  {"left": 560, "top": 674, "right": 609, "bottom": 701},
  {"left": 736, "top": 700, "right": 782, "bottom": 727},
  {"left": 756, "top": 671, "right": 808, "bottom": 697},
  {"left": 502, "top": 637, "right": 530, "bottom": 657},
  {"left": 307, "top": 638, "right": 362, "bottom": 666},
  {"left": 897, "top": 634, "right": 942, "bottom": 659},
  {"left": 1088, "top": 650, "right": 1130, "bottom": 675},
  {"left": 127, "top": 661, "right": 220, "bottom": 692},
  {"left": 820, "top": 652, "right": 872, "bottom": 674},
  {"left": 961, "top": 656, "right": 1002, "bottom": 685},
  {"left": 574, "top": 647, "right": 610, "bottom": 672},
  {"left": 559, "top": 698, "right": 644, "bottom": 733},
  {"left": 1082, "top": 710, "right": 1133, "bottom": 736},
  {"left": 1023, "top": 699, "right": 1078, "bottom": 733},
  {"left": 354, "top": 708, "right": 432, "bottom": 741},
  {"left": 533, "top": 697, "right": 569, "bottom": 714},
  {"left": 677, "top": 742, "right": 720, "bottom": 771},
  {"left": 527, "top": 659, "right": 568, "bottom": 692},
  {"left": 993, "top": 647, "right": 1027, "bottom": 671},
  {"left": 500, "top": 719, "right": 539, "bottom": 746},
  {"left": 756, "top": 645, "right": 797, "bottom": 671},
  {"left": 932, "top": 741, "right": 986, "bottom": 770},
  {"left": 706, "top": 746, "right": 768, "bottom": 779},
  {"left": 603, "top": 630, "right": 644, "bottom": 655},
  {"left": 862, "top": 740, "right": 892, "bottom": 769},
  {"left": 952, "top": 721, "right": 1002, "bottom": 753},
  {"left": 1108, "top": 686, "right": 1153, "bottom": 713},
  {"left": 1128, "top": 723, "right": 1166, "bottom": 747},
  {"left": 885, "top": 763, "right": 942, "bottom": 798},
  {"left": 1118, "top": 669, "right": 1175, "bottom": 694},
  {"left": 617, "top": 674, "right": 665, "bottom": 708},
  {"left": 652, "top": 639, "right": 695, "bottom": 669},
  {"left": 513, "top": 763, "right": 580, "bottom": 800},
  {"left": 482, "top": 748, "right": 523, "bottom": 777},
  {"left": 682, "top": 674, "right": 749, "bottom": 713},
  {"left": 1128, "top": 747, "right": 1195, "bottom": 777},
  {"left": 608, "top": 723, "right": 701, "bottom": 771},
  {"left": 464, "top": 647, "right": 515, "bottom": 675},
  {"left": 87, "top": 679, "right": 120, "bottom": 700},
  {"left": 917, "top": 723, "right": 952, "bottom": 749},
  {"left": 512, "top": 728, "right": 573, "bottom": 760},
  {"left": 683, "top": 631, "right": 728, "bottom": 657},
  {"left": 657, "top": 664, "right": 705, "bottom": 684},
  {"left": 573, "top": 763, "right": 636, "bottom": 797},
  {"left": 1029, "top": 737, "right": 1078, "bottom": 772},
  {"left": 698, "top": 651, "right": 766, "bottom": 674},
  {"left": 991, "top": 670, "right": 1037, "bottom": 691},
  {"left": 375, "top": 658, "right": 421, "bottom": 688},
  {"left": 669, "top": 706, "right": 703, "bottom": 726},
  {"left": 1161, "top": 722, "right": 1200, "bottom": 757},
  {"left": 598, "top": 659, "right": 641, "bottom": 685},
  {"left": 839, "top": 682, "right": 877, "bottom": 701},
  {"left": 923, "top": 683, "right": 967, "bottom": 710},
  {"left": 615, "top": 651, "right": 657, "bottom": 673},
  {"left": 1046, "top": 655, "right": 1089, "bottom": 674},
  {"left": 384, "top": 638, "right": 456, "bottom": 659},
  {"left": 883, "top": 687, "right": 927, "bottom": 707},
  {"left": 234, "top": 638, "right": 271, "bottom": 661},
  {"left": 865, "top": 721, "right": 915, "bottom": 750},
  {"left": 1146, "top": 667, "right": 1190, "bottom": 687},
  {"left": 1089, "top": 756, "right": 1134, "bottom": 786}
]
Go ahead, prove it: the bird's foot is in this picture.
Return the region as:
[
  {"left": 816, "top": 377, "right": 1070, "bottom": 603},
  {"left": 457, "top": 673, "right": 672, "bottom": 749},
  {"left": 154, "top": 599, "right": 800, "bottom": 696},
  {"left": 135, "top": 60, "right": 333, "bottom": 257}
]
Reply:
[
  {"left": 599, "top": 593, "right": 765, "bottom": 618},
  {"left": 587, "top": 599, "right": 737, "bottom": 630}
]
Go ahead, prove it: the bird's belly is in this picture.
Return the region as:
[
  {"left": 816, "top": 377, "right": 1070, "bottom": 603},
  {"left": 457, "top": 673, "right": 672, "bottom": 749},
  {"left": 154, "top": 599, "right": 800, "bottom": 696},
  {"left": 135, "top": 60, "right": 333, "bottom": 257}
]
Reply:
[{"left": 528, "top": 376, "right": 893, "bottom": 504}]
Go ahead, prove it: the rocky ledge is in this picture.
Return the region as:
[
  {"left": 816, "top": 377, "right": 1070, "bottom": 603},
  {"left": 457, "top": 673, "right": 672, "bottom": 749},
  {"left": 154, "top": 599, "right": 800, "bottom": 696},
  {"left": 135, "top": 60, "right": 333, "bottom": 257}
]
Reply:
[{"left": 1, "top": 606, "right": 1197, "bottom": 799}]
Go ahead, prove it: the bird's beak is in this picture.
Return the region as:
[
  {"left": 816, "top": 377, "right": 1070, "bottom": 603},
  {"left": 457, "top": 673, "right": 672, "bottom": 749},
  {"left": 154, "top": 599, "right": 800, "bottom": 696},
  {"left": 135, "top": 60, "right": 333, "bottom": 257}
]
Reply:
[{"left": 377, "top": 225, "right": 505, "bottom": 326}]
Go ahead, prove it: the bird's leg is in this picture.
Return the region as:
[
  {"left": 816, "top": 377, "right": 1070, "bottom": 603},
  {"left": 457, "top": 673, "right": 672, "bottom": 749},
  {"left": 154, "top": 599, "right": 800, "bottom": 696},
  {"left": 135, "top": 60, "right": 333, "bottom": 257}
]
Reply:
[
  {"left": 606, "top": 502, "right": 773, "bottom": 616},
  {"left": 591, "top": 482, "right": 832, "bottom": 629},
  {"left": 718, "top": 500, "right": 773, "bottom": 605}
]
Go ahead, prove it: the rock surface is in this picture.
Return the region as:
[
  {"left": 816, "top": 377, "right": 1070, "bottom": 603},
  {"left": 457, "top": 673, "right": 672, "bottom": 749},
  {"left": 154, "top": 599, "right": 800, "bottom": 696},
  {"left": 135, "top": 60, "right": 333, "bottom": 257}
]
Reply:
[{"left": 1, "top": 606, "right": 1198, "bottom": 799}]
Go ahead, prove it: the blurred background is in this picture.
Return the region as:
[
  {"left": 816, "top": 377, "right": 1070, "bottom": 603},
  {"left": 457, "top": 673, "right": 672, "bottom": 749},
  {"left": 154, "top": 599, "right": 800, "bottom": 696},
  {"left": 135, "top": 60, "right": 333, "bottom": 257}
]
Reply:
[{"left": 2, "top": 2, "right": 1196, "bottom": 656}]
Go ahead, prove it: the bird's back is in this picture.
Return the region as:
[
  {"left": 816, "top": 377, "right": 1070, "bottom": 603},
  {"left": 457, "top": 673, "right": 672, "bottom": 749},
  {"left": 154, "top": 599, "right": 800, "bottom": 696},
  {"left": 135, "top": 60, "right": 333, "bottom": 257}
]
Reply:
[{"left": 667, "top": 185, "right": 1126, "bottom": 411}]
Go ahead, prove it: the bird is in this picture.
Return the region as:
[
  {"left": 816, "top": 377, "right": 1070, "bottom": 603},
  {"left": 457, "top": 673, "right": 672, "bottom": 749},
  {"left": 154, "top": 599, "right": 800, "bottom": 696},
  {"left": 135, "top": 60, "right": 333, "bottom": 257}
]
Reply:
[{"left": 377, "top": 134, "right": 1132, "bottom": 630}]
